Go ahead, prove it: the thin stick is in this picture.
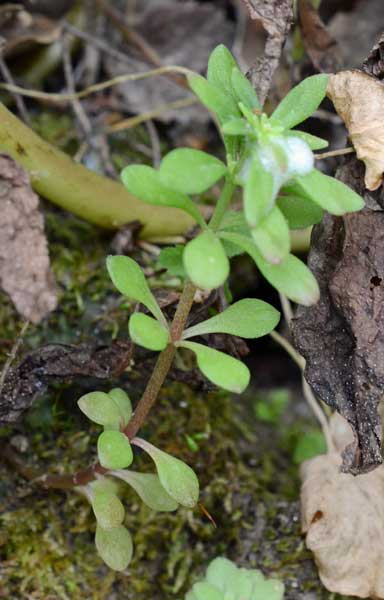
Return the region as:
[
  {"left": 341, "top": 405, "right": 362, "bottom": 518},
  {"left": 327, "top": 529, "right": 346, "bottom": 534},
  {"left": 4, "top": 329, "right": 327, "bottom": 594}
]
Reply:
[
  {"left": 269, "top": 329, "right": 335, "bottom": 452},
  {"left": 145, "top": 120, "right": 161, "bottom": 168},
  {"left": 62, "top": 34, "right": 92, "bottom": 138},
  {"left": 106, "top": 98, "right": 196, "bottom": 133},
  {"left": 0, "top": 65, "right": 194, "bottom": 103},
  {"left": 0, "top": 321, "right": 29, "bottom": 396},
  {"left": 0, "top": 54, "right": 31, "bottom": 125},
  {"left": 278, "top": 292, "right": 293, "bottom": 325},
  {"left": 315, "top": 147, "right": 354, "bottom": 160}
]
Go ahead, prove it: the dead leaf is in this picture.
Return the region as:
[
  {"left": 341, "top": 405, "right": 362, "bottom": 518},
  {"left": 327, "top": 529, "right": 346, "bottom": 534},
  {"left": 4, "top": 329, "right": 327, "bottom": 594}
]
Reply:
[
  {"left": 292, "top": 208, "right": 384, "bottom": 475},
  {"left": 301, "top": 414, "right": 384, "bottom": 599},
  {"left": 0, "top": 4, "right": 62, "bottom": 58},
  {"left": 298, "top": 0, "right": 341, "bottom": 72},
  {"left": 241, "top": 0, "right": 293, "bottom": 104},
  {"left": 363, "top": 32, "right": 384, "bottom": 79},
  {"left": 103, "top": 0, "right": 234, "bottom": 124},
  {"left": 0, "top": 341, "right": 132, "bottom": 423},
  {"left": 327, "top": 70, "right": 384, "bottom": 190},
  {"left": 0, "top": 153, "right": 57, "bottom": 322}
]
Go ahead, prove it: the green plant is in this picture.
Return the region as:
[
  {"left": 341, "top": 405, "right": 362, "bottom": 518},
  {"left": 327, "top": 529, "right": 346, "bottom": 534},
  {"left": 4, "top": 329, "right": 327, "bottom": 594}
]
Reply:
[
  {"left": 185, "top": 557, "right": 284, "bottom": 599},
  {"left": 40, "top": 44, "right": 364, "bottom": 572}
]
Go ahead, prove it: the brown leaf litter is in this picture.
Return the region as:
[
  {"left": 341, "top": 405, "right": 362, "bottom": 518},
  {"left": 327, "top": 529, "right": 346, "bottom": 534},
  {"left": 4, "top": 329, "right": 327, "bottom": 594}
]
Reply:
[
  {"left": 301, "top": 414, "right": 384, "bottom": 599},
  {"left": 0, "top": 153, "right": 57, "bottom": 322},
  {"left": 327, "top": 70, "right": 384, "bottom": 190}
]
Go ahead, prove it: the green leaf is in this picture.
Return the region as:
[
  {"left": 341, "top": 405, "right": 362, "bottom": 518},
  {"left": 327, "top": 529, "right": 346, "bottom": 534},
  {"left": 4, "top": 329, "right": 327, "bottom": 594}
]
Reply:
[
  {"left": 78, "top": 391, "right": 121, "bottom": 428},
  {"left": 293, "top": 430, "right": 326, "bottom": 464},
  {"left": 132, "top": 438, "right": 199, "bottom": 508},
  {"left": 157, "top": 246, "right": 186, "bottom": 278},
  {"left": 128, "top": 313, "right": 169, "bottom": 351},
  {"left": 277, "top": 193, "right": 323, "bottom": 229},
  {"left": 159, "top": 148, "right": 227, "bottom": 194},
  {"left": 183, "top": 231, "right": 229, "bottom": 290},
  {"left": 95, "top": 524, "right": 133, "bottom": 571},
  {"left": 121, "top": 164, "right": 205, "bottom": 227},
  {"left": 183, "top": 298, "right": 280, "bottom": 339},
  {"left": 207, "top": 44, "right": 237, "bottom": 98},
  {"left": 108, "top": 388, "right": 132, "bottom": 426},
  {"left": 91, "top": 486, "right": 125, "bottom": 529},
  {"left": 244, "top": 154, "right": 275, "bottom": 228},
  {"left": 111, "top": 470, "right": 179, "bottom": 512},
  {"left": 231, "top": 67, "right": 260, "bottom": 110},
  {"left": 187, "top": 73, "right": 239, "bottom": 123},
  {"left": 222, "top": 118, "right": 250, "bottom": 136},
  {"left": 206, "top": 557, "right": 239, "bottom": 590},
  {"left": 271, "top": 74, "right": 329, "bottom": 129},
  {"left": 97, "top": 431, "right": 133, "bottom": 470},
  {"left": 188, "top": 582, "right": 222, "bottom": 600},
  {"left": 254, "top": 388, "right": 290, "bottom": 424},
  {"left": 219, "top": 232, "right": 320, "bottom": 306},
  {"left": 106, "top": 255, "right": 165, "bottom": 324},
  {"left": 252, "top": 578, "right": 285, "bottom": 600},
  {"left": 288, "top": 130, "right": 328, "bottom": 150},
  {"left": 291, "top": 169, "right": 365, "bottom": 215},
  {"left": 177, "top": 341, "right": 250, "bottom": 393},
  {"left": 251, "top": 206, "right": 290, "bottom": 264}
]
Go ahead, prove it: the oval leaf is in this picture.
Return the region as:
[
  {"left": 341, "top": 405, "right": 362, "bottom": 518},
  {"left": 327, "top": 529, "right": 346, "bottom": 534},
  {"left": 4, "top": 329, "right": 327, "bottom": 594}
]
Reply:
[
  {"left": 95, "top": 524, "right": 133, "bottom": 571},
  {"left": 132, "top": 438, "right": 199, "bottom": 508},
  {"left": 183, "top": 231, "right": 229, "bottom": 290},
  {"left": 183, "top": 299, "right": 280, "bottom": 339},
  {"left": 219, "top": 232, "right": 320, "bottom": 306},
  {"left": 207, "top": 44, "right": 237, "bottom": 99},
  {"left": 97, "top": 431, "right": 133, "bottom": 470},
  {"left": 271, "top": 74, "right": 329, "bottom": 129},
  {"left": 157, "top": 246, "right": 186, "bottom": 278},
  {"left": 91, "top": 487, "right": 125, "bottom": 529},
  {"left": 178, "top": 341, "right": 250, "bottom": 393},
  {"left": 222, "top": 118, "right": 250, "bottom": 136},
  {"left": 231, "top": 67, "right": 260, "bottom": 110},
  {"left": 111, "top": 470, "right": 179, "bottom": 512},
  {"left": 129, "top": 313, "right": 169, "bottom": 351},
  {"left": 108, "top": 388, "right": 132, "bottom": 426},
  {"left": 159, "top": 149, "right": 227, "bottom": 195},
  {"left": 244, "top": 154, "right": 275, "bottom": 228},
  {"left": 106, "top": 255, "right": 165, "bottom": 324},
  {"left": 277, "top": 194, "right": 323, "bottom": 229},
  {"left": 189, "top": 582, "right": 222, "bottom": 600},
  {"left": 121, "top": 164, "right": 205, "bottom": 227},
  {"left": 292, "top": 169, "right": 364, "bottom": 215},
  {"left": 78, "top": 391, "right": 120, "bottom": 428},
  {"left": 251, "top": 205, "right": 290, "bottom": 264},
  {"left": 187, "top": 73, "right": 239, "bottom": 123}
]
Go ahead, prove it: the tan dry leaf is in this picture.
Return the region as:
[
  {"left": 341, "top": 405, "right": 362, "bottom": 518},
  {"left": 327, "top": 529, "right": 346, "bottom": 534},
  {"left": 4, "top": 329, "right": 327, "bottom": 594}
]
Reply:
[
  {"left": 327, "top": 71, "right": 384, "bottom": 190},
  {"left": 301, "top": 414, "right": 384, "bottom": 599}
]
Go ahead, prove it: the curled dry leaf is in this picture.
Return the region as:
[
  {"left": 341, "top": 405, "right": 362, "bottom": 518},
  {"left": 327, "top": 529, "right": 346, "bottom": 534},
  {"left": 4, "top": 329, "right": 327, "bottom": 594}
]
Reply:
[
  {"left": 298, "top": 0, "right": 341, "bottom": 73},
  {"left": 0, "top": 154, "right": 57, "bottom": 322},
  {"left": 0, "top": 4, "right": 62, "bottom": 57},
  {"left": 301, "top": 414, "right": 384, "bottom": 599},
  {"left": 327, "top": 70, "right": 384, "bottom": 190}
]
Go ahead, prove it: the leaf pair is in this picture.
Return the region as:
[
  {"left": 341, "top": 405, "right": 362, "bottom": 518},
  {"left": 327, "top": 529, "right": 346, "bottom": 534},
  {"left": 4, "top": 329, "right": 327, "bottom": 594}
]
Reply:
[
  {"left": 176, "top": 298, "right": 280, "bottom": 394},
  {"left": 78, "top": 388, "right": 132, "bottom": 429},
  {"left": 121, "top": 149, "right": 227, "bottom": 228}
]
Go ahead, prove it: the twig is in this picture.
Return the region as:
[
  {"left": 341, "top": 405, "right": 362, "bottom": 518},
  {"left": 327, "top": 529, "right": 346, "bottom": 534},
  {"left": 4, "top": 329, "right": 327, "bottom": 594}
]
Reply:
[
  {"left": 269, "top": 329, "right": 335, "bottom": 453},
  {"left": 0, "top": 65, "right": 194, "bottom": 103},
  {"left": 145, "top": 120, "right": 161, "bottom": 168},
  {"left": 106, "top": 98, "right": 196, "bottom": 134},
  {"left": 0, "top": 321, "right": 29, "bottom": 396},
  {"left": 315, "top": 147, "right": 355, "bottom": 160},
  {"left": 62, "top": 34, "right": 92, "bottom": 139},
  {"left": 0, "top": 53, "right": 31, "bottom": 126},
  {"left": 278, "top": 292, "right": 293, "bottom": 325}
]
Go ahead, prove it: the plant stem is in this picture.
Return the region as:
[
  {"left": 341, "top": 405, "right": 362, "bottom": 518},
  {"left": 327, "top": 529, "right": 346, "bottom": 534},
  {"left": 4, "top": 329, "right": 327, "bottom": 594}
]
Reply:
[
  {"left": 33, "top": 280, "right": 197, "bottom": 490},
  {"left": 209, "top": 178, "right": 235, "bottom": 231}
]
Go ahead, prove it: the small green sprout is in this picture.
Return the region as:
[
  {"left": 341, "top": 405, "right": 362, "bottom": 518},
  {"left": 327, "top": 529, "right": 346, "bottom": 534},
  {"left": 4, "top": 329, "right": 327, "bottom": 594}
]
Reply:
[{"left": 185, "top": 557, "right": 285, "bottom": 600}]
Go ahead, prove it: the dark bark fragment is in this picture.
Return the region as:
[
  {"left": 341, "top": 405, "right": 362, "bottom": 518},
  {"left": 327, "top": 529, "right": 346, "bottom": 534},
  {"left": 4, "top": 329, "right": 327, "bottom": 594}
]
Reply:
[
  {"left": 0, "top": 341, "right": 132, "bottom": 423},
  {"left": 292, "top": 156, "right": 384, "bottom": 474}
]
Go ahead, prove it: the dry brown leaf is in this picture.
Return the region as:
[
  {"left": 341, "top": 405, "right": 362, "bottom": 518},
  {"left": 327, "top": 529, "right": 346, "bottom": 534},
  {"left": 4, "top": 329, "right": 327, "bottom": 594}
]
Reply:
[
  {"left": 298, "top": 0, "right": 341, "bottom": 72},
  {"left": 0, "top": 153, "right": 57, "bottom": 322},
  {"left": 327, "top": 71, "right": 384, "bottom": 190},
  {"left": 0, "top": 4, "right": 62, "bottom": 57},
  {"left": 301, "top": 414, "right": 384, "bottom": 599}
]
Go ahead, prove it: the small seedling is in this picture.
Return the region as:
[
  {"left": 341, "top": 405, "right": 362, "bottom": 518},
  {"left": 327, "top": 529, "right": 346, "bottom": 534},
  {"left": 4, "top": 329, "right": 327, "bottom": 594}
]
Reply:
[
  {"left": 185, "top": 556, "right": 285, "bottom": 599},
  {"left": 65, "top": 44, "right": 364, "bottom": 571}
]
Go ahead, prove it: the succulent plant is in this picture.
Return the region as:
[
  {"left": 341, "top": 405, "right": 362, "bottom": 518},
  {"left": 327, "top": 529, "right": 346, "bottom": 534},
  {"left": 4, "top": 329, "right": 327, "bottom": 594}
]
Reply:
[{"left": 185, "top": 557, "right": 284, "bottom": 600}]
